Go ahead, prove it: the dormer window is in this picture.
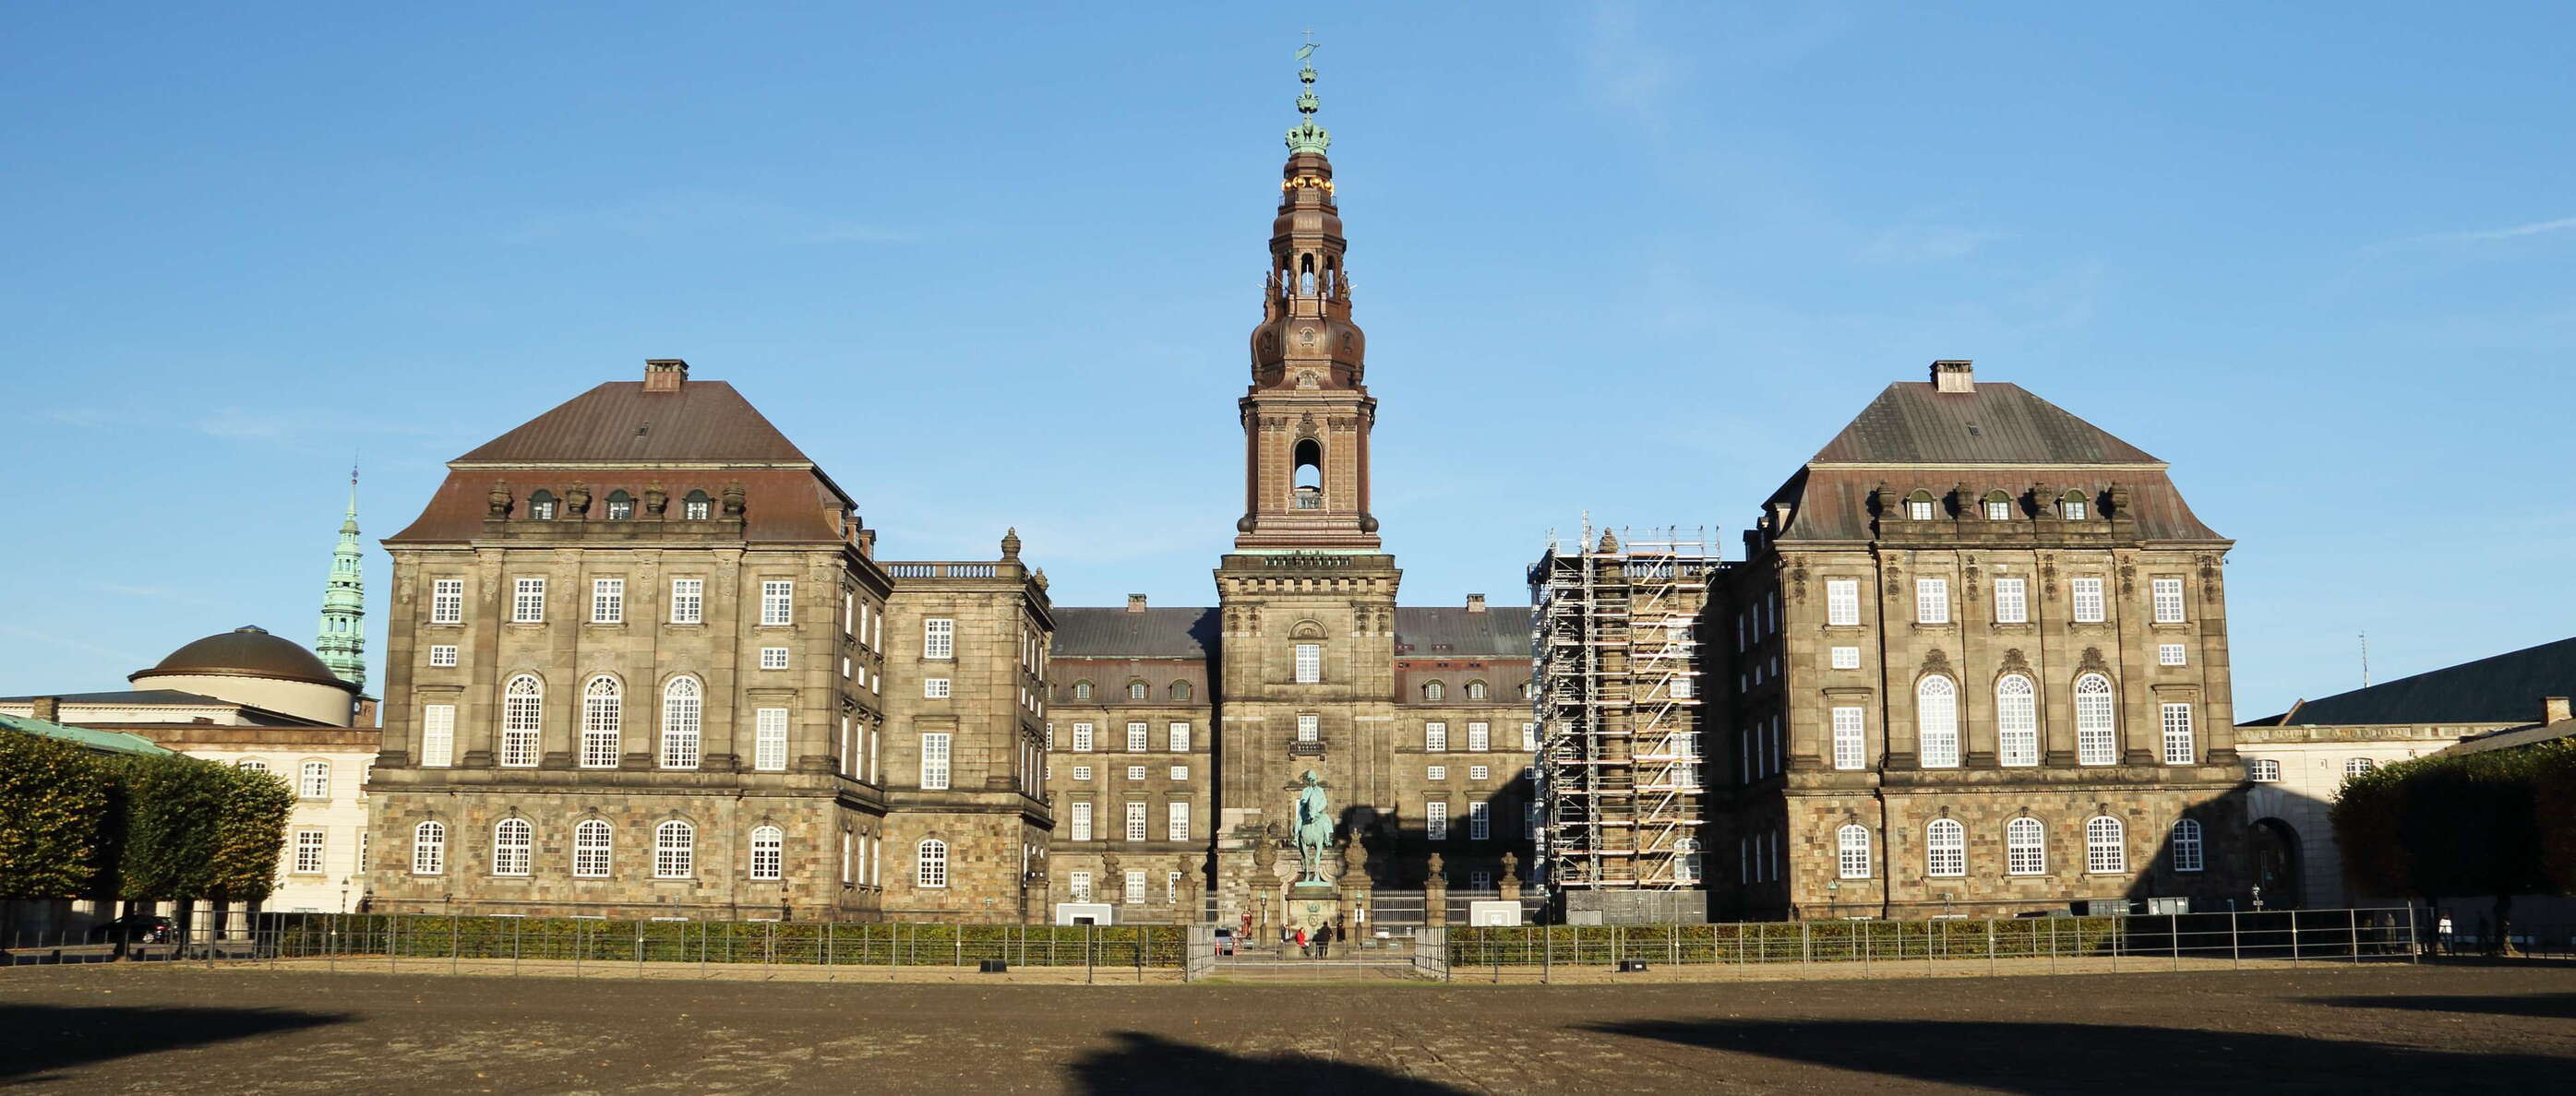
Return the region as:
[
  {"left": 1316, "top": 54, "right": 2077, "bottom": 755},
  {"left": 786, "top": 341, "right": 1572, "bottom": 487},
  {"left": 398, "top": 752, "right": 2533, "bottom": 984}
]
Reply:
[
  {"left": 1466, "top": 680, "right": 1488, "bottom": 700},
  {"left": 1906, "top": 491, "right": 1937, "bottom": 521},
  {"left": 2060, "top": 493, "right": 2089, "bottom": 520},
  {"left": 605, "top": 490, "right": 634, "bottom": 520},
  {"left": 1983, "top": 492, "right": 2014, "bottom": 521},
  {"left": 1072, "top": 681, "right": 1094, "bottom": 701},
  {"left": 528, "top": 490, "right": 557, "bottom": 520},
  {"left": 683, "top": 490, "right": 711, "bottom": 520},
  {"left": 1169, "top": 681, "right": 1192, "bottom": 701},
  {"left": 1422, "top": 681, "right": 1446, "bottom": 702},
  {"left": 1128, "top": 680, "right": 1149, "bottom": 701}
]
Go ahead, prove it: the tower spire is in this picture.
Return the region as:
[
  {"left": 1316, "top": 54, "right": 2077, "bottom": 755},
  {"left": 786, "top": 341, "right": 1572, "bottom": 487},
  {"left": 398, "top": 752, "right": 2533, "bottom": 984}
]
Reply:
[
  {"left": 1287, "top": 36, "right": 1330, "bottom": 156},
  {"left": 316, "top": 461, "right": 367, "bottom": 690}
]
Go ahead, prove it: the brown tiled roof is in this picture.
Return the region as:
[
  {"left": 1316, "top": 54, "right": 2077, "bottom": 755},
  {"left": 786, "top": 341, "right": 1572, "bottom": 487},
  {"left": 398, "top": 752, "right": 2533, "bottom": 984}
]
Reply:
[
  {"left": 389, "top": 469, "right": 848, "bottom": 544},
  {"left": 1050, "top": 608, "right": 1219, "bottom": 660},
  {"left": 1771, "top": 468, "right": 2224, "bottom": 542},
  {"left": 1396, "top": 607, "right": 1530, "bottom": 658},
  {"left": 1810, "top": 382, "right": 2160, "bottom": 465},
  {"left": 455, "top": 381, "right": 809, "bottom": 465}
]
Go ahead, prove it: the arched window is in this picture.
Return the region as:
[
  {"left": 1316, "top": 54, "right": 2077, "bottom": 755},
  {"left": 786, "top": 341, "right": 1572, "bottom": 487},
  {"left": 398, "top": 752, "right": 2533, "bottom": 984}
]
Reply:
[
  {"left": 2075, "top": 674, "right": 2116, "bottom": 765},
  {"left": 682, "top": 490, "right": 711, "bottom": 520},
  {"left": 1995, "top": 674, "right": 2038, "bottom": 768},
  {"left": 660, "top": 676, "right": 702, "bottom": 769},
  {"left": 2343, "top": 757, "right": 2376, "bottom": 778},
  {"left": 2170, "top": 818, "right": 2204, "bottom": 873},
  {"left": 1983, "top": 490, "right": 2016, "bottom": 522},
  {"left": 527, "top": 489, "right": 557, "bottom": 520},
  {"left": 412, "top": 821, "right": 446, "bottom": 876},
  {"left": 749, "top": 825, "right": 784, "bottom": 881},
  {"left": 298, "top": 759, "right": 331, "bottom": 798},
  {"left": 1916, "top": 675, "right": 1959, "bottom": 768},
  {"left": 573, "top": 819, "right": 611, "bottom": 877},
  {"left": 917, "top": 838, "right": 949, "bottom": 888},
  {"left": 493, "top": 818, "right": 533, "bottom": 876},
  {"left": 236, "top": 758, "right": 269, "bottom": 773},
  {"left": 1423, "top": 681, "right": 1446, "bottom": 702},
  {"left": 654, "top": 820, "right": 694, "bottom": 878},
  {"left": 1072, "top": 681, "right": 1094, "bottom": 701},
  {"left": 2061, "top": 491, "right": 2090, "bottom": 520},
  {"left": 501, "top": 674, "right": 542, "bottom": 767},
  {"left": 1836, "top": 825, "right": 1872, "bottom": 879},
  {"left": 2085, "top": 816, "right": 2126, "bottom": 874},
  {"left": 1168, "top": 680, "right": 1192, "bottom": 701},
  {"left": 1906, "top": 489, "right": 1938, "bottom": 521},
  {"left": 1926, "top": 818, "right": 1966, "bottom": 877},
  {"left": 2007, "top": 817, "right": 2045, "bottom": 876},
  {"left": 581, "top": 675, "right": 621, "bottom": 769},
  {"left": 1291, "top": 438, "right": 1324, "bottom": 508},
  {"left": 1128, "top": 680, "right": 1148, "bottom": 701},
  {"left": 1466, "top": 680, "right": 1489, "bottom": 701},
  {"left": 605, "top": 489, "right": 634, "bottom": 520}
]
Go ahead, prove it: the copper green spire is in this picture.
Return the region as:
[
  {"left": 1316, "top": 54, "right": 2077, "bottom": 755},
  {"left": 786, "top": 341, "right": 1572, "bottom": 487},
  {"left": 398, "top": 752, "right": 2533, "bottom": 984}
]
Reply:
[
  {"left": 1286, "top": 39, "right": 1330, "bottom": 156},
  {"left": 316, "top": 463, "right": 366, "bottom": 691}
]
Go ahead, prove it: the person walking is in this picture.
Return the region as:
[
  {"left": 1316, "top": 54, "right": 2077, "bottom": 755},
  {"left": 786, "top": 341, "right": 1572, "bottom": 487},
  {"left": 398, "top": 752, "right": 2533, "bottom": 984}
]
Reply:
[
  {"left": 1313, "top": 922, "right": 1332, "bottom": 959},
  {"left": 1296, "top": 926, "right": 1309, "bottom": 957}
]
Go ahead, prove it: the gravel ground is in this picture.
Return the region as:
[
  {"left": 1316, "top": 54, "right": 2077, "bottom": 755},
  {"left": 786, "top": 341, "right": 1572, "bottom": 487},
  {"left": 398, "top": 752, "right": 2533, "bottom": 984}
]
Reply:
[{"left": 2, "top": 960, "right": 2570, "bottom": 1093}]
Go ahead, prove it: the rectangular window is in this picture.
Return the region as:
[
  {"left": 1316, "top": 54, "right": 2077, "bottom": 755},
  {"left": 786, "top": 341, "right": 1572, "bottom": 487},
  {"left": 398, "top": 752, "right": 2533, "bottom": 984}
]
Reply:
[
  {"left": 1126, "top": 765, "right": 1144, "bottom": 780},
  {"left": 749, "top": 646, "right": 785, "bottom": 671},
  {"left": 2159, "top": 643, "right": 2187, "bottom": 666},
  {"left": 1293, "top": 643, "right": 1321, "bottom": 684},
  {"left": 1168, "top": 722, "right": 1191, "bottom": 752},
  {"left": 924, "top": 678, "right": 951, "bottom": 699},
  {"left": 1169, "top": 764, "right": 1189, "bottom": 780},
  {"left": 923, "top": 618, "right": 953, "bottom": 659},
  {"left": 428, "top": 644, "right": 458, "bottom": 668},
  {"left": 1297, "top": 714, "right": 1320, "bottom": 743},
  {"left": 2161, "top": 703, "right": 2196, "bottom": 765},
  {"left": 293, "top": 829, "right": 325, "bottom": 875},
  {"left": 1826, "top": 579, "right": 1859, "bottom": 626},
  {"left": 754, "top": 708, "right": 788, "bottom": 772},
  {"left": 1469, "top": 764, "right": 1490, "bottom": 780},
  {"left": 1908, "top": 499, "right": 1935, "bottom": 521},
  {"left": 1831, "top": 707, "right": 1864, "bottom": 770},
  {"left": 1427, "top": 766, "right": 1446, "bottom": 781},
  {"left": 844, "top": 592, "right": 855, "bottom": 637},
  {"left": 1126, "top": 721, "right": 1148, "bottom": 751},
  {"left": 1123, "top": 871, "right": 1145, "bottom": 904},
  {"left": 512, "top": 578, "right": 545, "bottom": 623},
  {"left": 2249, "top": 758, "right": 2281, "bottom": 782},
  {"left": 670, "top": 578, "right": 703, "bottom": 625},
  {"left": 1830, "top": 646, "right": 1860, "bottom": 670},
  {"left": 2073, "top": 578, "right": 2104, "bottom": 623},
  {"left": 1125, "top": 802, "right": 1146, "bottom": 841},
  {"left": 756, "top": 580, "right": 793, "bottom": 626},
  {"left": 1522, "top": 722, "right": 1539, "bottom": 750},
  {"left": 920, "top": 733, "right": 951, "bottom": 790},
  {"left": 589, "top": 578, "right": 623, "bottom": 624},
  {"left": 430, "top": 578, "right": 463, "bottom": 625},
  {"left": 1424, "top": 722, "right": 1448, "bottom": 751},
  {"left": 420, "top": 705, "right": 455, "bottom": 768},
  {"left": 1986, "top": 499, "right": 2014, "bottom": 521},
  {"left": 1168, "top": 802, "right": 1191, "bottom": 841},
  {"left": 1426, "top": 802, "right": 1449, "bottom": 841},
  {"left": 1070, "top": 802, "right": 1093, "bottom": 841},
  {"left": 1072, "top": 765, "right": 1093, "bottom": 781},
  {"left": 1915, "top": 578, "right": 1949, "bottom": 625},
  {"left": 2152, "top": 578, "right": 2186, "bottom": 623},
  {"left": 1468, "top": 802, "right": 1491, "bottom": 840},
  {"left": 1072, "top": 722, "right": 1095, "bottom": 751},
  {"left": 1467, "top": 721, "right": 1490, "bottom": 751},
  {"left": 1995, "top": 577, "right": 2028, "bottom": 624},
  {"left": 1069, "top": 870, "right": 1092, "bottom": 900}
]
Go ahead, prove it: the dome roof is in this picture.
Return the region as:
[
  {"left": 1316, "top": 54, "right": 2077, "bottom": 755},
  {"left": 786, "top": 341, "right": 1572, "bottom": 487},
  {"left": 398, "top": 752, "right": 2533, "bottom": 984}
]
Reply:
[{"left": 130, "top": 625, "right": 357, "bottom": 692}]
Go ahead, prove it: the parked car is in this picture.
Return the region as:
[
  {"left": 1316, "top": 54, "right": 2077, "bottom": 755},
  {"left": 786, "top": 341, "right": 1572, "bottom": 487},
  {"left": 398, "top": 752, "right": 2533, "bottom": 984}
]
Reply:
[
  {"left": 88, "top": 914, "right": 174, "bottom": 944},
  {"left": 1213, "top": 928, "right": 1237, "bottom": 956}
]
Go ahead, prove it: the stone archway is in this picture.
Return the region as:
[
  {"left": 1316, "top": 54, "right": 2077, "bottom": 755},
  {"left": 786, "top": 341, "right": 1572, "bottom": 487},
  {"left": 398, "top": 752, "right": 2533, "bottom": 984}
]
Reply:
[{"left": 2250, "top": 817, "right": 2304, "bottom": 909}]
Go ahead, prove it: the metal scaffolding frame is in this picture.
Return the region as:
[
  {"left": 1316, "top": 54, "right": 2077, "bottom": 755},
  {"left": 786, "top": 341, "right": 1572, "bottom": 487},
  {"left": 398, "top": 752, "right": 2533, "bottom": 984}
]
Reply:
[{"left": 1529, "top": 520, "right": 1713, "bottom": 893}]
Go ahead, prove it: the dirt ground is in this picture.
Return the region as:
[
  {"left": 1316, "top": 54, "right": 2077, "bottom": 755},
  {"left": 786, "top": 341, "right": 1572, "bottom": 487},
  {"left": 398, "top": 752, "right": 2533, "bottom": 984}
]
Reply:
[{"left": 2, "top": 960, "right": 2570, "bottom": 1093}]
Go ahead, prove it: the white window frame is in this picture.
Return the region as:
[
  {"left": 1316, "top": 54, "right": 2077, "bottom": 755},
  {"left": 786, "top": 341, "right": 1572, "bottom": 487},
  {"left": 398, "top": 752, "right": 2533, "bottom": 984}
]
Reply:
[
  {"left": 2249, "top": 758, "right": 2281, "bottom": 782},
  {"left": 1826, "top": 579, "right": 1860, "bottom": 626},
  {"left": 1123, "top": 870, "right": 1146, "bottom": 904},
  {"left": 1298, "top": 714, "right": 1320, "bottom": 743},
  {"left": 2007, "top": 817, "right": 2045, "bottom": 876},
  {"left": 412, "top": 821, "right": 445, "bottom": 876},
  {"left": 501, "top": 674, "right": 542, "bottom": 768},
  {"left": 573, "top": 819, "right": 611, "bottom": 877},
  {"left": 1830, "top": 646, "right": 1860, "bottom": 670},
  {"left": 2072, "top": 578, "right": 2105, "bottom": 624},
  {"left": 1293, "top": 643, "right": 1321, "bottom": 684},
  {"left": 761, "top": 580, "right": 795, "bottom": 626},
  {"left": 1916, "top": 578, "right": 1949, "bottom": 625},
  {"left": 920, "top": 733, "right": 951, "bottom": 790},
  {"left": 1994, "top": 577, "right": 2028, "bottom": 624},
  {"left": 1068, "top": 870, "right": 1092, "bottom": 901},
  {"left": 420, "top": 704, "right": 455, "bottom": 768},
  {"left": 925, "top": 678, "right": 952, "bottom": 699},
  {"left": 1837, "top": 824, "right": 1871, "bottom": 879},
  {"left": 1996, "top": 673, "right": 2039, "bottom": 768},
  {"left": 1468, "top": 764, "right": 1490, "bottom": 781},
  {"left": 1926, "top": 818, "right": 1965, "bottom": 878},
  {"left": 1831, "top": 707, "right": 1864, "bottom": 770},
  {"left": 1169, "top": 764, "right": 1189, "bottom": 780},
  {"left": 2161, "top": 703, "right": 2196, "bottom": 765},
  {"left": 1908, "top": 498, "right": 1935, "bottom": 521},
  {"left": 493, "top": 817, "right": 533, "bottom": 876},
  {"left": 1070, "top": 801, "right": 1094, "bottom": 841},
  {"left": 1521, "top": 721, "right": 1539, "bottom": 750},
  {"left": 754, "top": 708, "right": 789, "bottom": 772},
  {"left": 2152, "top": 578, "right": 2186, "bottom": 624},
  {"left": 1168, "top": 801, "right": 1191, "bottom": 841},
  {"left": 1426, "top": 801, "right": 1449, "bottom": 841},
  {"left": 749, "top": 825, "right": 784, "bottom": 881},
  {"left": 581, "top": 675, "right": 621, "bottom": 769},
  {"left": 430, "top": 578, "right": 463, "bottom": 625},
  {"left": 923, "top": 618, "right": 953, "bottom": 660},
  {"left": 760, "top": 646, "right": 789, "bottom": 670},
  {"left": 293, "top": 829, "right": 326, "bottom": 875},
  {"left": 669, "top": 578, "right": 703, "bottom": 625},
  {"left": 1126, "top": 721, "right": 1148, "bottom": 752},
  {"left": 2075, "top": 673, "right": 2117, "bottom": 765},
  {"left": 2159, "top": 643, "right": 2187, "bottom": 666},
  {"left": 1126, "top": 765, "right": 1145, "bottom": 781},
  {"left": 1427, "top": 765, "right": 1446, "bottom": 781},
  {"left": 654, "top": 820, "right": 695, "bottom": 879},
  {"left": 1917, "top": 675, "right": 1959, "bottom": 768},
  {"left": 1125, "top": 801, "right": 1147, "bottom": 841},
  {"left": 591, "top": 578, "right": 624, "bottom": 624},
  {"left": 2085, "top": 816, "right": 2125, "bottom": 874},
  {"left": 1072, "top": 722, "right": 1095, "bottom": 751},
  {"left": 916, "top": 839, "right": 947, "bottom": 888},
  {"left": 1467, "top": 721, "right": 1490, "bottom": 751},
  {"left": 659, "top": 676, "right": 702, "bottom": 769},
  {"left": 428, "top": 644, "right": 458, "bottom": 668},
  {"left": 1425, "top": 721, "right": 1448, "bottom": 752},
  {"left": 511, "top": 578, "right": 545, "bottom": 624},
  {"left": 1168, "top": 722, "right": 1191, "bottom": 753},
  {"left": 298, "top": 760, "right": 331, "bottom": 799},
  {"left": 1985, "top": 498, "right": 2014, "bottom": 521},
  {"left": 2345, "top": 757, "right": 2377, "bottom": 778}
]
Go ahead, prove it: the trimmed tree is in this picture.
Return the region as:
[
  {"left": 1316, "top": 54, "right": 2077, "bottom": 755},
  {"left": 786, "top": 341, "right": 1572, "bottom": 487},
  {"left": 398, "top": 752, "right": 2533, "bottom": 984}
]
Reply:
[
  {"left": 0, "top": 729, "right": 114, "bottom": 899},
  {"left": 208, "top": 765, "right": 294, "bottom": 904},
  {"left": 2331, "top": 741, "right": 2575, "bottom": 951}
]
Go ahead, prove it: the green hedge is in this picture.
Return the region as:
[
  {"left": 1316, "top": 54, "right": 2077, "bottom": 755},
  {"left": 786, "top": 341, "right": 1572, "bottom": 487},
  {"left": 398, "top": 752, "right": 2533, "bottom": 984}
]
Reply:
[
  {"left": 1446, "top": 918, "right": 2128, "bottom": 966},
  {"left": 0, "top": 728, "right": 292, "bottom": 903},
  {"left": 264, "top": 913, "right": 1187, "bottom": 968}
]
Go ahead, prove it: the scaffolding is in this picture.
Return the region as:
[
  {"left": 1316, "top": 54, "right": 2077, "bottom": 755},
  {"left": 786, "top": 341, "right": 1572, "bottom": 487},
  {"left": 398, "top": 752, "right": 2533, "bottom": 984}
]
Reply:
[{"left": 1529, "top": 521, "right": 1714, "bottom": 895}]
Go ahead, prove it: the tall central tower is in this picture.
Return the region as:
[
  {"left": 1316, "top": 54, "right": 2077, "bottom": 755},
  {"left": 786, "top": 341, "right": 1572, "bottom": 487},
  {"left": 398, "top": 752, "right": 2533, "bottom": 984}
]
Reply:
[{"left": 316, "top": 467, "right": 366, "bottom": 690}]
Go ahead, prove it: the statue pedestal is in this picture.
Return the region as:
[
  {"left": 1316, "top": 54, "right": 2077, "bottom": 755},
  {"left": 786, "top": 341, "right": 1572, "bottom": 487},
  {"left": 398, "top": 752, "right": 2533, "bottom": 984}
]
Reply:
[{"left": 1286, "top": 882, "right": 1340, "bottom": 936}]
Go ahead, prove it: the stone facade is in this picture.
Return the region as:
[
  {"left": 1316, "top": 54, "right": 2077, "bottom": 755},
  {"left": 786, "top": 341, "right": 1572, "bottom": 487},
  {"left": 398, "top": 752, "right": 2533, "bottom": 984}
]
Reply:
[
  {"left": 1044, "top": 638, "right": 1216, "bottom": 921},
  {"left": 1709, "top": 361, "right": 2253, "bottom": 919}
]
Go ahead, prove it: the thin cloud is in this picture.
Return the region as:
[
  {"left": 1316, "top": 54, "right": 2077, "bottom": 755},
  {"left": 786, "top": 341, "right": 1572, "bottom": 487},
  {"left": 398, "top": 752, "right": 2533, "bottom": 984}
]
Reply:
[
  {"left": 2409, "top": 216, "right": 2576, "bottom": 244},
  {"left": 1860, "top": 225, "right": 2009, "bottom": 265}
]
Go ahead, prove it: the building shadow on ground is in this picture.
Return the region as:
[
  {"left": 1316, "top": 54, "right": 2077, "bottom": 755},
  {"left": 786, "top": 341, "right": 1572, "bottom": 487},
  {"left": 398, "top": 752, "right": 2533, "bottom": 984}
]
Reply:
[
  {"left": 1069, "top": 1030, "right": 1467, "bottom": 1095},
  {"left": 1584, "top": 1019, "right": 2569, "bottom": 1092},
  {"left": 2306, "top": 992, "right": 2576, "bottom": 1019},
  {"left": 0, "top": 1004, "right": 349, "bottom": 1084}
]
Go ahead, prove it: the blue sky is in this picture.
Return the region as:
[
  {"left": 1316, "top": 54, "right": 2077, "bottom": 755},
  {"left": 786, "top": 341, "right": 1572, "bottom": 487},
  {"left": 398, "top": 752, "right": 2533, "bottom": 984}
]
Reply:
[{"left": 5, "top": 3, "right": 2570, "bottom": 719}]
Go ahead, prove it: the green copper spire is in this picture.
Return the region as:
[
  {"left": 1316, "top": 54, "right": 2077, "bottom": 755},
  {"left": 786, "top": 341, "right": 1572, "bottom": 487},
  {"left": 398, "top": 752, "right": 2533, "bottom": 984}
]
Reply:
[
  {"left": 316, "top": 464, "right": 367, "bottom": 691},
  {"left": 1286, "top": 41, "right": 1330, "bottom": 156}
]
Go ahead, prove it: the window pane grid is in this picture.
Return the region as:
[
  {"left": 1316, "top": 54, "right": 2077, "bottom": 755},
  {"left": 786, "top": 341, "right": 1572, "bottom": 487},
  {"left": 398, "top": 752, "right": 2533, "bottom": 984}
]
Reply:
[
  {"left": 761, "top": 581, "right": 795, "bottom": 626},
  {"left": 654, "top": 821, "right": 694, "bottom": 878},
  {"left": 494, "top": 818, "right": 532, "bottom": 876},
  {"left": 2085, "top": 816, "right": 2125, "bottom": 874},
  {"left": 1837, "top": 825, "right": 1871, "bottom": 879},
  {"left": 1996, "top": 674, "right": 2038, "bottom": 767},
  {"left": 660, "top": 677, "right": 702, "bottom": 769},
  {"left": 501, "top": 675, "right": 542, "bottom": 768},
  {"left": 574, "top": 820, "right": 611, "bottom": 877},
  {"left": 669, "top": 578, "right": 703, "bottom": 625},
  {"left": 2161, "top": 703, "right": 2195, "bottom": 764},
  {"left": 1917, "top": 676, "right": 1959, "bottom": 768},
  {"left": 1994, "top": 577, "right": 2027, "bottom": 624},
  {"left": 2007, "top": 818, "right": 2045, "bottom": 876},
  {"left": 2075, "top": 674, "right": 2117, "bottom": 765},
  {"left": 1831, "top": 707, "right": 1864, "bottom": 770},
  {"left": 1926, "top": 819, "right": 1965, "bottom": 877}
]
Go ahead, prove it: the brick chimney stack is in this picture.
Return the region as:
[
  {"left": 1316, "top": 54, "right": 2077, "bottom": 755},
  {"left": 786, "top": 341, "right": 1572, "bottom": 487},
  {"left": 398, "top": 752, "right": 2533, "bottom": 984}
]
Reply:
[
  {"left": 1932, "top": 359, "right": 1975, "bottom": 394},
  {"left": 643, "top": 358, "right": 689, "bottom": 392},
  {"left": 1466, "top": 594, "right": 1487, "bottom": 614},
  {"left": 1126, "top": 594, "right": 1148, "bottom": 613},
  {"left": 30, "top": 696, "right": 59, "bottom": 722}
]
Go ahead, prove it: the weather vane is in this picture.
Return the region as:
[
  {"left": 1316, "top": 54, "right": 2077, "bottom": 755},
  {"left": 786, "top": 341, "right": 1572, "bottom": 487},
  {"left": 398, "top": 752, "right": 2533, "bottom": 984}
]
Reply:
[{"left": 1297, "top": 30, "right": 1318, "bottom": 63}]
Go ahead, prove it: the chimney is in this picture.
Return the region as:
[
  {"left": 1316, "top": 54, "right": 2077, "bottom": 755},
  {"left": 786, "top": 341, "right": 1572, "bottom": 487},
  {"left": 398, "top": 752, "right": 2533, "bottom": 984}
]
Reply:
[
  {"left": 1932, "top": 359, "right": 1975, "bottom": 394},
  {"left": 30, "top": 696, "right": 59, "bottom": 722},
  {"left": 1466, "top": 594, "right": 1487, "bottom": 614},
  {"left": 2546, "top": 697, "right": 2572, "bottom": 725},
  {"left": 643, "top": 358, "right": 689, "bottom": 392},
  {"left": 1126, "top": 594, "right": 1148, "bottom": 614}
]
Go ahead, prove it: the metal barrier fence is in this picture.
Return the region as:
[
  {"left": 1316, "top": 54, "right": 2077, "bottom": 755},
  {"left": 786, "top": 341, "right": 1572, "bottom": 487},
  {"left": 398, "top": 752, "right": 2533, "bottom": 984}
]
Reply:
[{"left": 1440, "top": 908, "right": 2421, "bottom": 982}]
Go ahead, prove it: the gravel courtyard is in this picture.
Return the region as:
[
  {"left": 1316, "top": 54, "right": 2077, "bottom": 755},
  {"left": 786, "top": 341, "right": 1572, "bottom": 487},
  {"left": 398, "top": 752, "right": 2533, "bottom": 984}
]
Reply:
[{"left": 3, "top": 961, "right": 2570, "bottom": 1093}]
